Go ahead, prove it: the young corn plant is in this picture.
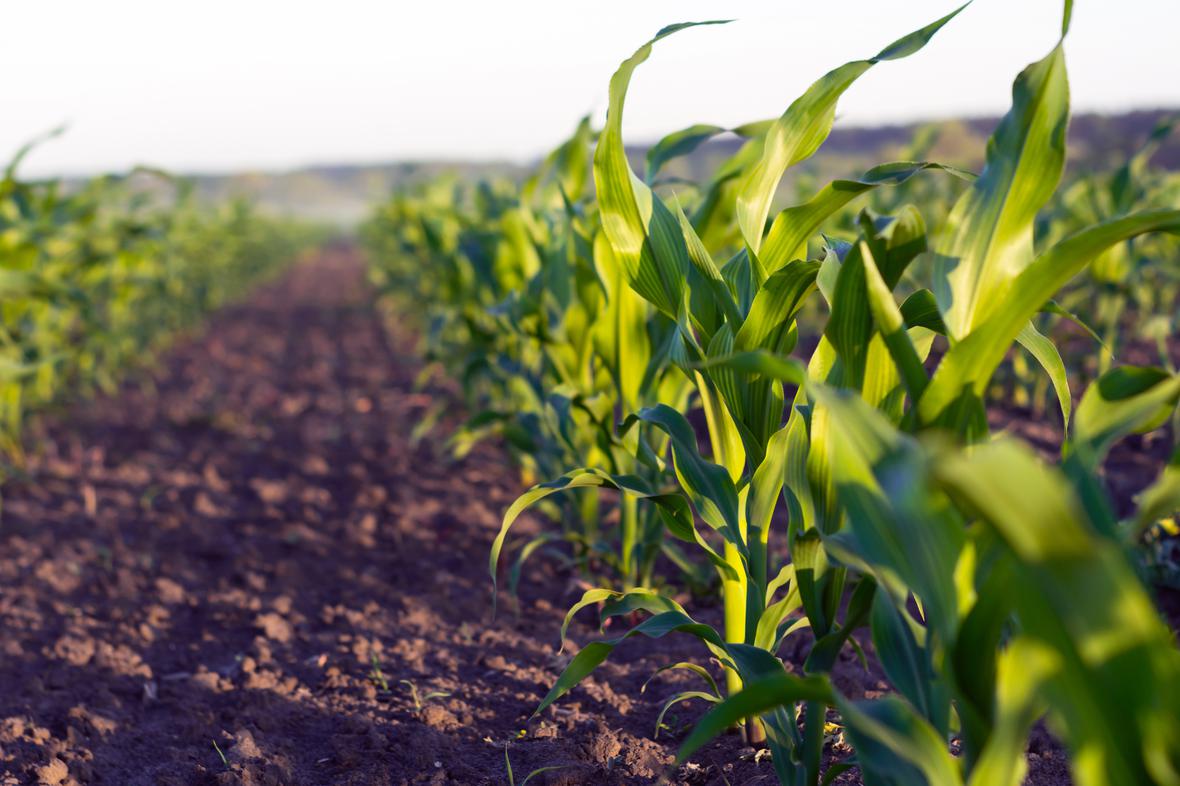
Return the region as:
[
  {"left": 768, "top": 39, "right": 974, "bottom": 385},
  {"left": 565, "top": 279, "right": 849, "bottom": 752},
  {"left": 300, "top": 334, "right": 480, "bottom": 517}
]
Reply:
[
  {"left": 1047, "top": 115, "right": 1180, "bottom": 376},
  {"left": 492, "top": 5, "right": 974, "bottom": 771},
  {"left": 676, "top": 4, "right": 1180, "bottom": 783},
  {"left": 365, "top": 1, "right": 1180, "bottom": 781},
  {"left": 374, "top": 125, "right": 695, "bottom": 591}
]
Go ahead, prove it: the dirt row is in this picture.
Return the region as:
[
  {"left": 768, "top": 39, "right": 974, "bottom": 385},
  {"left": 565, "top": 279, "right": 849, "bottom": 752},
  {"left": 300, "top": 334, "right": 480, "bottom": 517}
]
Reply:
[{"left": 0, "top": 247, "right": 1094, "bottom": 785}]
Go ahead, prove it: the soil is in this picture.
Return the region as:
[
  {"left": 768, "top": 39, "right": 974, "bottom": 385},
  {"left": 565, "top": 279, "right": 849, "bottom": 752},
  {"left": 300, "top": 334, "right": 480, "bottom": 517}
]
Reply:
[{"left": 0, "top": 246, "right": 1149, "bottom": 785}]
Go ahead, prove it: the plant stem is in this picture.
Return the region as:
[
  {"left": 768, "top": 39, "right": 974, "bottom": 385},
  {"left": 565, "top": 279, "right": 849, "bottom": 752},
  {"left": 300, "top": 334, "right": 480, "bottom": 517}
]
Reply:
[
  {"left": 578, "top": 488, "right": 600, "bottom": 568},
  {"left": 619, "top": 492, "right": 638, "bottom": 589},
  {"left": 745, "top": 505, "right": 768, "bottom": 745},
  {"left": 721, "top": 539, "right": 746, "bottom": 698}
]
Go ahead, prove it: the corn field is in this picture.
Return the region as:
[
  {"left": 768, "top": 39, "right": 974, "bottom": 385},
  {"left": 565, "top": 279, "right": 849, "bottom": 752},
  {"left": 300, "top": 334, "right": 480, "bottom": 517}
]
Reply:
[
  {"left": 1, "top": 2, "right": 1177, "bottom": 784},
  {"left": 363, "top": 3, "right": 1180, "bottom": 784}
]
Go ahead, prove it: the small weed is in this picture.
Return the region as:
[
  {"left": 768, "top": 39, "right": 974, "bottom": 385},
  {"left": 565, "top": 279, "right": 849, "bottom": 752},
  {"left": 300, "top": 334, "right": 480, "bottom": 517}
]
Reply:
[
  {"left": 368, "top": 652, "right": 390, "bottom": 692},
  {"left": 398, "top": 678, "right": 450, "bottom": 710},
  {"left": 211, "top": 739, "right": 229, "bottom": 770},
  {"left": 504, "top": 743, "right": 566, "bottom": 786}
]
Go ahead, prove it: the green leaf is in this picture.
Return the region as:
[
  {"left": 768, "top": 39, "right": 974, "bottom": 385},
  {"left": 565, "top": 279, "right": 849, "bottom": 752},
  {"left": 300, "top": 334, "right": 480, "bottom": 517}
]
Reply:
[
  {"left": 746, "top": 426, "right": 794, "bottom": 590},
  {"left": 1133, "top": 450, "right": 1180, "bottom": 537},
  {"left": 761, "top": 161, "right": 973, "bottom": 274},
  {"left": 631, "top": 404, "right": 743, "bottom": 547},
  {"left": 641, "top": 661, "right": 722, "bottom": 699},
  {"left": 966, "top": 637, "right": 1059, "bottom": 786},
  {"left": 591, "top": 230, "right": 651, "bottom": 414},
  {"left": 862, "top": 242, "right": 929, "bottom": 401},
  {"left": 736, "top": 6, "right": 965, "bottom": 259},
  {"left": 949, "top": 553, "right": 1014, "bottom": 766},
  {"left": 672, "top": 199, "right": 744, "bottom": 330},
  {"left": 535, "top": 610, "right": 726, "bottom": 716},
  {"left": 1070, "top": 366, "right": 1180, "bottom": 470},
  {"left": 900, "top": 289, "right": 948, "bottom": 334},
  {"left": 754, "top": 578, "right": 803, "bottom": 651},
  {"left": 653, "top": 691, "right": 721, "bottom": 738},
  {"left": 594, "top": 21, "right": 729, "bottom": 319},
  {"left": 490, "top": 469, "right": 703, "bottom": 608},
  {"left": 836, "top": 695, "right": 964, "bottom": 786},
  {"left": 921, "top": 210, "right": 1180, "bottom": 427},
  {"left": 932, "top": 36, "right": 1070, "bottom": 340},
  {"left": 692, "top": 350, "right": 806, "bottom": 386},
  {"left": 933, "top": 440, "right": 1180, "bottom": 786},
  {"left": 3, "top": 125, "right": 66, "bottom": 182},
  {"left": 811, "top": 387, "right": 963, "bottom": 646},
  {"left": 558, "top": 587, "right": 685, "bottom": 647},
  {"left": 645, "top": 123, "right": 726, "bottom": 183},
  {"left": 871, "top": 592, "right": 938, "bottom": 728},
  {"left": 804, "top": 575, "right": 876, "bottom": 674},
  {"left": 734, "top": 260, "right": 820, "bottom": 352},
  {"left": 824, "top": 241, "right": 876, "bottom": 389},
  {"left": 677, "top": 673, "right": 834, "bottom": 762},
  {"left": 1015, "top": 320, "right": 1072, "bottom": 428}
]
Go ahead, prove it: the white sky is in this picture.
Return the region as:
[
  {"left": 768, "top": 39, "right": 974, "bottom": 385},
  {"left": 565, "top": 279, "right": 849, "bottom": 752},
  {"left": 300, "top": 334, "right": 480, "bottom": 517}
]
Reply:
[{"left": 5, "top": 0, "right": 1178, "bottom": 177}]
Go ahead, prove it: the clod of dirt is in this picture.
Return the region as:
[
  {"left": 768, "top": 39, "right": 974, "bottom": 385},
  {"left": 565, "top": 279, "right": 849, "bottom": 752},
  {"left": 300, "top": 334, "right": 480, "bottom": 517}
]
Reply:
[
  {"left": 577, "top": 723, "right": 623, "bottom": 765},
  {"left": 254, "top": 612, "right": 293, "bottom": 643},
  {"left": 418, "top": 704, "right": 459, "bottom": 732},
  {"left": 34, "top": 758, "right": 68, "bottom": 785},
  {"left": 621, "top": 737, "right": 673, "bottom": 779},
  {"left": 191, "top": 667, "right": 227, "bottom": 693},
  {"left": 483, "top": 654, "right": 514, "bottom": 673},
  {"left": 250, "top": 478, "right": 289, "bottom": 504},
  {"left": 228, "top": 729, "right": 264, "bottom": 762},
  {"left": 67, "top": 706, "right": 117, "bottom": 738},
  {"left": 51, "top": 636, "right": 95, "bottom": 667},
  {"left": 155, "top": 577, "right": 187, "bottom": 604}
]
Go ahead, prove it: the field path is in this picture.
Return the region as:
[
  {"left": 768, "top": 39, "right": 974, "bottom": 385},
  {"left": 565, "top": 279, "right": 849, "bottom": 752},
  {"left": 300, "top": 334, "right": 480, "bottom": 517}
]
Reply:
[
  {"left": 0, "top": 248, "right": 1076, "bottom": 786},
  {"left": 0, "top": 247, "right": 762, "bottom": 786}
]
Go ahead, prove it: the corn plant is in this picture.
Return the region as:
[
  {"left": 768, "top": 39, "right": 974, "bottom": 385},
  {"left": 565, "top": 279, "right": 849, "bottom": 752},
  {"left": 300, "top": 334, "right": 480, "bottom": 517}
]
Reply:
[
  {"left": 492, "top": 4, "right": 973, "bottom": 763},
  {"left": 363, "top": 1, "right": 1180, "bottom": 782},
  {"left": 1049, "top": 115, "right": 1180, "bottom": 376},
  {"left": 670, "top": 4, "right": 1180, "bottom": 783},
  {"left": 0, "top": 136, "right": 316, "bottom": 460},
  {"left": 369, "top": 126, "right": 699, "bottom": 591}
]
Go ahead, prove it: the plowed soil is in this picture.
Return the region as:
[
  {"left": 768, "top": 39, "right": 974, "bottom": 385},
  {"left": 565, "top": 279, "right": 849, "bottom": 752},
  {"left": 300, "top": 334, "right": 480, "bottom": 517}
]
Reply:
[{"left": 0, "top": 247, "right": 1149, "bottom": 785}]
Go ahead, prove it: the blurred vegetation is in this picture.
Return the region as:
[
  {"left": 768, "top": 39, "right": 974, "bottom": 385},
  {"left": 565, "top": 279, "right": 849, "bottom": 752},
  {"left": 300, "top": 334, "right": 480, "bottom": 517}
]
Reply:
[{"left": 0, "top": 138, "right": 325, "bottom": 463}]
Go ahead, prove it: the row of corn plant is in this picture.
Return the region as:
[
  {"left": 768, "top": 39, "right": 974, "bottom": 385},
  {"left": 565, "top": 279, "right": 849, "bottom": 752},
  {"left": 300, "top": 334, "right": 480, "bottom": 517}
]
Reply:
[
  {"left": 363, "top": 124, "right": 706, "bottom": 592},
  {"left": 1049, "top": 116, "right": 1180, "bottom": 373},
  {"left": 364, "top": 2, "right": 1180, "bottom": 782},
  {"left": 0, "top": 136, "right": 321, "bottom": 461}
]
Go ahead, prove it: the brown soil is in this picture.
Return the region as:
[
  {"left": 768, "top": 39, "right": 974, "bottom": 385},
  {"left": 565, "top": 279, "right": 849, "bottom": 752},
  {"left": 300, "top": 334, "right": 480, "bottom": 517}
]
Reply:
[{"left": 0, "top": 247, "right": 1095, "bottom": 785}]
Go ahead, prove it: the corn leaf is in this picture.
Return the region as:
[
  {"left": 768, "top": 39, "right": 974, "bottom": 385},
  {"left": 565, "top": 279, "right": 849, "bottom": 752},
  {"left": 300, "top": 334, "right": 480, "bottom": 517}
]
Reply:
[
  {"left": 921, "top": 210, "right": 1180, "bottom": 428},
  {"left": 677, "top": 673, "right": 834, "bottom": 762},
  {"left": 761, "top": 161, "right": 973, "bottom": 274},
  {"left": 932, "top": 33, "right": 1070, "bottom": 340},
  {"left": 736, "top": 5, "right": 966, "bottom": 260},
  {"left": 594, "top": 21, "right": 729, "bottom": 320}
]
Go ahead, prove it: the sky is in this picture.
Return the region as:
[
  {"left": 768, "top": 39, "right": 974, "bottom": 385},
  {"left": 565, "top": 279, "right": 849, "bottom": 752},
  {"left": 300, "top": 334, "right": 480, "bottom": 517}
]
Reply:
[{"left": 5, "top": 0, "right": 1179, "bottom": 177}]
